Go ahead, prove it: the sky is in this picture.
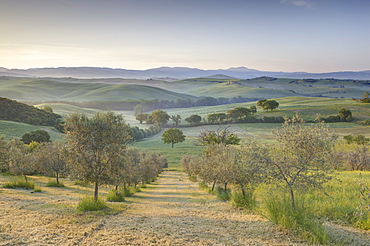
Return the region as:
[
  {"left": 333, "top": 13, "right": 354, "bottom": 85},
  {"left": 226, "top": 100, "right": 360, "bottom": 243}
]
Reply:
[{"left": 0, "top": 0, "right": 369, "bottom": 72}]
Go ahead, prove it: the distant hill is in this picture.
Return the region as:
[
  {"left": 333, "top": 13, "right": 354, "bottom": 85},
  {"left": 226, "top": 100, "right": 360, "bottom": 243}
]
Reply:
[
  {"left": 1, "top": 76, "right": 369, "bottom": 104},
  {"left": 0, "top": 97, "right": 61, "bottom": 126},
  {"left": 0, "top": 77, "right": 198, "bottom": 102},
  {"left": 1, "top": 66, "right": 370, "bottom": 80}
]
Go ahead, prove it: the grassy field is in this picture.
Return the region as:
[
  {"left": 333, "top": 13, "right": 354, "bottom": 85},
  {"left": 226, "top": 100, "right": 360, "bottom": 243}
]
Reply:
[
  {"left": 255, "top": 171, "right": 370, "bottom": 232},
  {"left": 0, "top": 120, "right": 63, "bottom": 141},
  {"left": 2, "top": 96, "right": 369, "bottom": 170}
]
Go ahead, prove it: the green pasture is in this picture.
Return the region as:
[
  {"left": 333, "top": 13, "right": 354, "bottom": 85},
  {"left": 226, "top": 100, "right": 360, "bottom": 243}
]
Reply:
[
  {"left": 187, "top": 83, "right": 296, "bottom": 98},
  {"left": 258, "top": 97, "right": 370, "bottom": 121},
  {"left": 239, "top": 77, "right": 367, "bottom": 98},
  {"left": 0, "top": 120, "right": 63, "bottom": 141},
  {"left": 164, "top": 96, "right": 370, "bottom": 124},
  {"left": 34, "top": 103, "right": 98, "bottom": 117}
]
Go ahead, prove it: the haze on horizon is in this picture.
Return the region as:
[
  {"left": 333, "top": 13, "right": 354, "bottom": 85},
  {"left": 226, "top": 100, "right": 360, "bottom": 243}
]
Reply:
[{"left": 0, "top": 0, "right": 369, "bottom": 73}]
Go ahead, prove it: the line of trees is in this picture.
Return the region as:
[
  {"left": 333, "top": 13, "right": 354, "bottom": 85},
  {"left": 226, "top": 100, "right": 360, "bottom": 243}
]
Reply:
[
  {"left": 0, "top": 111, "right": 167, "bottom": 201},
  {"left": 39, "top": 96, "right": 258, "bottom": 112},
  {"left": 182, "top": 120, "right": 338, "bottom": 208}
]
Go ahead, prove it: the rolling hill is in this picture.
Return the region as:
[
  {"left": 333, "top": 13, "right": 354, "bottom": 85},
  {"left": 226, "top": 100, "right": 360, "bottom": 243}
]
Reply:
[
  {"left": 0, "top": 76, "right": 198, "bottom": 102},
  {"left": 0, "top": 97, "right": 61, "bottom": 126}
]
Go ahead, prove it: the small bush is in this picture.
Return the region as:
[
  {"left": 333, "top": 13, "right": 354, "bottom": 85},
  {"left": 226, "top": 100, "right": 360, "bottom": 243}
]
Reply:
[
  {"left": 123, "top": 186, "right": 140, "bottom": 197},
  {"left": 263, "top": 194, "right": 327, "bottom": 244},
  {"left": 139, "top": 183, "right": 147, "bottom": 188},
  {"left": 46, "top": 181, "right": 65, "bottom": 187},
  {"left": 33, "top": 187, "right": 42, "bottom": 192},
  {"left": 107, "top": 190, "right": 125, "bottom": 202},
  {"left": 231, "top": 190, "right": 256, "bottom": 210},
  {"left": 77, "top": 196, "right": 107, "bottom": 211},
  {"left": 3, "top": 180, "right": 35, "bottom": 189}
]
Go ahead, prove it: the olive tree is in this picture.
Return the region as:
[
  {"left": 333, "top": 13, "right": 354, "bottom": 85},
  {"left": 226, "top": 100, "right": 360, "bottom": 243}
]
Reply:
[
  {"left": 64, "top": 111, "right": 132, "bottom": 200},
  {"left": 7, "top": 140, "right": 35, "bottom": 182},
  {"left": 198, "top": 125, "right": 240, "bottom": 146},
  {"left": 0, "top": 135, "right": 9, "bottom": 172},
  {"left": 33, "top": 140, "right": 67, "bottom": 184},
  {"left": 270, "top": 122, "right": 337, "bottom": 208}
]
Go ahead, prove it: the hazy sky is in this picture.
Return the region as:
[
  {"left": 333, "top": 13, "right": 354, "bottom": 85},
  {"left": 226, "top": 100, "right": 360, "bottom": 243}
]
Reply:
[{"left": 0, "top": 0, "right": 369, "bottom": 72}]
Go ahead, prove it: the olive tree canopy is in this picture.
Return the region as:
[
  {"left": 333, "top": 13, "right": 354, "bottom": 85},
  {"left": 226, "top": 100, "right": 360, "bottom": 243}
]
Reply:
[{"left": 64, "top": 111, "right": 132, "bottom": 200}]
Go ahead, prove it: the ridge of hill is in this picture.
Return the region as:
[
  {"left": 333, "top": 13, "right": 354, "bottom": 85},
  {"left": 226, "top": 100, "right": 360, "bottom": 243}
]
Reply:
[
  {"left": 1, "top": 66, "right": 370, "bottom": 80},
  {"left": 0, "top": 97, "right": 61, "bottom": 126}
]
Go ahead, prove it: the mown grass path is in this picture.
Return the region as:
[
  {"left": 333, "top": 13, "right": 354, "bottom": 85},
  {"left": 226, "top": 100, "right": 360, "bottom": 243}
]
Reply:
[{"left": 80, "top": 171, "right": 306, "bottom": 245}]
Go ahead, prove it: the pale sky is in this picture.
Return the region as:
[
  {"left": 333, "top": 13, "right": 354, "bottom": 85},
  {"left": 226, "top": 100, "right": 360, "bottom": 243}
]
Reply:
[{"left": 0, "top": 0, "right": 369, "bottom": 72}]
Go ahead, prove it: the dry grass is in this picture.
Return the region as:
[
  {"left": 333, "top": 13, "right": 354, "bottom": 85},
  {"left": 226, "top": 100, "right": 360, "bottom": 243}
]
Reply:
[{"left": 1, "top": 172, "right": 368, "bottom": 245}]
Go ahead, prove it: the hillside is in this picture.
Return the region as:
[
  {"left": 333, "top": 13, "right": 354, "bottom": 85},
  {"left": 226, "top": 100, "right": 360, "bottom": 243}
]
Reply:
[
  {"left": 0, "top": 97, "right": 61, "bottom": 126},
  {"left": 0, "top": 120, "right": 63, "bottom": 141},
  {"left": 2, "top": 76, "right": 369, "bottom": 104},
  {"left": 0, "top": 77, "right": 198, "bottom": 102}
]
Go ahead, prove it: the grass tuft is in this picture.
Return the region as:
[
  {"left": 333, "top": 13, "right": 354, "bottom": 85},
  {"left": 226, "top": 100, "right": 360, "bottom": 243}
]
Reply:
[
  {"left": 106, "top": 190, "right": 125, "bottom": 202},
  {"left": 46, "top": 181, "right": 65, "bottom": 187},
  {"left": 263, "top": 194, "right": 327, "bottom": 244},
  {"left": 231, "top": 190, "right": 256, "bottom": 210},
  {"left": 3, "top": 180, "right": 35, "bottom": 189},
  {"left": 213, "top": 186, "right": 231, "bottom": 201},
  {"left": 33, "top": 187, "right": 42, "bottom": 192},
  {"left": 77, "top": 196, "right": 107, "bottom": 211}
]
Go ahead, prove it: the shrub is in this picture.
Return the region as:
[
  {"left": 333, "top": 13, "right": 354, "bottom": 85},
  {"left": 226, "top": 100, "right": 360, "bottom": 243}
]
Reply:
[
  {"left": 106, "top": 190, "right": 125, "bottom": 202},
  {"left": 263, "top": 194, "right": 327, "bottom": 244},
  {"left": 46, "top": 181, "right": 65, "bottom": 187},
  {"left": 231, "top": 190, "right": 256, "bottom": 210},
  {"left": 77, "top": 196, "right": 107, "bottom": 211},
  {"left": 123, "top": 186, "right": 140, "bottom": 197},
  {"left": 3, "top": 180, "right": 35, "bottom": 189}
]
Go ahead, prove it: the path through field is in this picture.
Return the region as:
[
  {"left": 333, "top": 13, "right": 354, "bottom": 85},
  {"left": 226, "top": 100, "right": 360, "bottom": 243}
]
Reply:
[
  {"left": 79, "top": 171, "right": 304, "bottom": 245},
  {"left": 4, "top": 171, "right": 369, "bottom": 245}
]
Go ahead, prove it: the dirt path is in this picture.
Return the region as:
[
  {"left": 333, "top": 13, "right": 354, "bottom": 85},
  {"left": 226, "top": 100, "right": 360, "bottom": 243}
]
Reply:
[
  {"left": 1, "top": 171, "right": 333, "bottom": 245},
  {"left": 2, "top": 171, "right": 370, "bottom": 245},
  {"left": 78, "top": 171, "right": 306, "bottom": 245}
]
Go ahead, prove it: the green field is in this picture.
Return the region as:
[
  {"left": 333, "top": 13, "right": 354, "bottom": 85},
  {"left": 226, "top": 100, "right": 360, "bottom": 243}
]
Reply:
[
  {"left": 0, "top": 120, "right": 63, "bottom": 141},
  {"left": 2, "top": 95, "right": 370, "bottom": 170}
]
